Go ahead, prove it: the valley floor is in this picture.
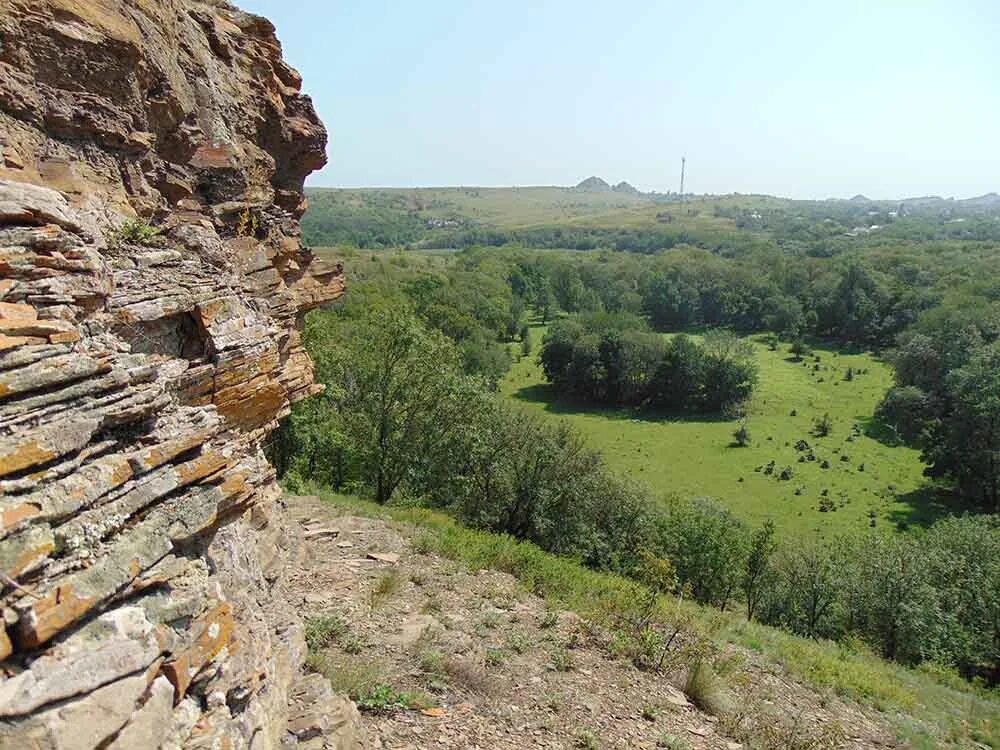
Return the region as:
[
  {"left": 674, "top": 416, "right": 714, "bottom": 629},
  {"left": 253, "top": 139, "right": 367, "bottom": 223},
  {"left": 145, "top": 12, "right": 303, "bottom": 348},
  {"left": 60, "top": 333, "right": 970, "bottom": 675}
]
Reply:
[{"left": 502, "top": 326, "right": 942, "bottom": 537}]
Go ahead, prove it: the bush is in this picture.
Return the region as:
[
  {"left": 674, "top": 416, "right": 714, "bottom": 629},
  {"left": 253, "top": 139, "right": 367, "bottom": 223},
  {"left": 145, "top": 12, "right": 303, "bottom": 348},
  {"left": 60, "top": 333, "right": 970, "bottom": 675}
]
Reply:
[
  {"left": 789, "top": 339, "right": 811, "bottom": 359},
  {"left": 813, "top": 413, "right": 833, "bottom": 437},
  {"left": 106, "top": 218, "right": 162, "bottom": 251},
  {"left": 304, "top": 615, "right": 348, "bottom": 651},
  {"left": 683, "top": 660, "right": 731, "bottom": 716},
  {"left": 453, "top": 402, "right": 656, "bottom": 573}
]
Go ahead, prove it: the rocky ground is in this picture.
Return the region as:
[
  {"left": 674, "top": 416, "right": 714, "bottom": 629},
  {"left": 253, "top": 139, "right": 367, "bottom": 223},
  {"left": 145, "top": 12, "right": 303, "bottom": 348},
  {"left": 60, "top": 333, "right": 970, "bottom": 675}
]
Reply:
[{"left": 285, "top": 496, "right": 898, "bottom": 750}]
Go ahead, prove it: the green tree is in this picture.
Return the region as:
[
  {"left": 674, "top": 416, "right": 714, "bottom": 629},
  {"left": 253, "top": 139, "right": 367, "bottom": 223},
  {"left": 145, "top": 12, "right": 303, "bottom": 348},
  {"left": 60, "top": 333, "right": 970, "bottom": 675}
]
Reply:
[
  {"left": 327, "top": 307, "right": 482, "bottom": 503},
  {"left": 924, "top": 345, "right": 1000, "bottom": 510},
  {"left": 535, "top": 280, "right": 556, "bottom": 324},
  {"left": 744, "top": 520, "right": 776, "bottom": 621},
  {"left": 653, "top": 496, "right": 748, "bottom": 609},
  {"left": 767, "top": 539, "right": 841, "bottom": 637},
  {"left": 649, "top": 333, "right": 705, "bottom": 409}
]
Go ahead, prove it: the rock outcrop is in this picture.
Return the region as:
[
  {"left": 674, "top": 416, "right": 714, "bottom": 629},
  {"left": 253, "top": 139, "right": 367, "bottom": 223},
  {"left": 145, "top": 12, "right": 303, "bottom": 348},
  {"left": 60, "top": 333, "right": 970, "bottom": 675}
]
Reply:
[{"left": 0, "top": 1, "right": 346, "bottom": 747}]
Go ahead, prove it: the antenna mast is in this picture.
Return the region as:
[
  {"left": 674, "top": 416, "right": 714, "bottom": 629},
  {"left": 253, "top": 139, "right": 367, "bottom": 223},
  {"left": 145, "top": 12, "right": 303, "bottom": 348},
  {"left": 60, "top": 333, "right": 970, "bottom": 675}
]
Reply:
[{"left": 679, "top": 156, "right": 686, "bottom": 202}]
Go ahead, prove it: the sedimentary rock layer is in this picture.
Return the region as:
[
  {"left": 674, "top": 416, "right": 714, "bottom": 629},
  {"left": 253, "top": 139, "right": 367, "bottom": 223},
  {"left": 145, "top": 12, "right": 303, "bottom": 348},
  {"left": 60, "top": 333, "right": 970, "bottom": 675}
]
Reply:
[{"left": 0, "top": 2, "right": 346, "bottom": 747}]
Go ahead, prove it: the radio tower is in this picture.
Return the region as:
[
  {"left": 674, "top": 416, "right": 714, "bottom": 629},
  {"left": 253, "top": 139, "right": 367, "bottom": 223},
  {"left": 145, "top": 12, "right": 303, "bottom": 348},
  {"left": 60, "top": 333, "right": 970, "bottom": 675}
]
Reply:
[{"left": 679, "top": 157, "right": 686, "bottom": 202}]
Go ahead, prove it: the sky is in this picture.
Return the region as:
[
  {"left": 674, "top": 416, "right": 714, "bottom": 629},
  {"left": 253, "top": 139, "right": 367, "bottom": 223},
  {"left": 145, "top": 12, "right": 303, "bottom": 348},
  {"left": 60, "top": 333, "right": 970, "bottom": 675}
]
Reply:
[{"left": 238, "top": 0, "right": 998, "bottom": 199}]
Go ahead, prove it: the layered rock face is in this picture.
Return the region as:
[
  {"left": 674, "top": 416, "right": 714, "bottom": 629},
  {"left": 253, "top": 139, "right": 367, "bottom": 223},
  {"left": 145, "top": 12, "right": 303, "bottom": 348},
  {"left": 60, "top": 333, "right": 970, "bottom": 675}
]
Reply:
[{"left": 0, "top": 1, "right": 346, "bottom": 747}]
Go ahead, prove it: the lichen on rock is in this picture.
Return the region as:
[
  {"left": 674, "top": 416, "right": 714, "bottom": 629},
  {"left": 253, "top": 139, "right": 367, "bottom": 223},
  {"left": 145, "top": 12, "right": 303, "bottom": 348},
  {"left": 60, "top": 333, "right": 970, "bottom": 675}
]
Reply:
[{"left": 0, "top": 1, "right": 347, "bottom": 747}]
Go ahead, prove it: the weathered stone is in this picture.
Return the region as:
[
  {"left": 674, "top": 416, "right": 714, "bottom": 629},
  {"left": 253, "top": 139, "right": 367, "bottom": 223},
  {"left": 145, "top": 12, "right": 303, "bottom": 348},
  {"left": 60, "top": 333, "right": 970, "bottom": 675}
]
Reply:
[
  {"left": 0, "top": 626, "right": 11, "bottom": 661},
  {"left": 0, "top": 180, "right": 86, "bottom": 236},
  {"left": 367, "top": 551, "right": 401, "bottom": 564},
  {"left": 0, "top": 355, "right": 103, "bottom": 401},
  {"left": 15, "top": 486, "right": 222, "bottom": 648},
  {"left": 56, "top": 451, "right": 229, "bottom": 552},
  {"left": 0, "top": 318, "right": 78, "bottom": 342},
  {"left": 161, "top": 602, "right": 236, "bottom": 701},
  {"left": 0, "top": 418, "right": 97, "bottom": 478},
  {"left": 0, "top": 303, "right": 36, "bottom": 321},
  {"left": 128, "top": 428, "right": 217, "bottom": 474},
  {"left": 0, "top": 668, "right": 158, "bottom": 750},
  {"left": 105, "top": 676, "right": 175, "bottom": 749},
  {"left": 23, "top": 453, "right": 134, "bottom": 524},
  {"left": 0, "top": 524, "right": 54, "bottom": 579},
  {"left": 0, "top": 0, "right": 347, "bottom": 746},
  {"left": 287, "top": 673, "right": 362, "bottom": 750},
  {"left": 0, "top": 368, "right": 129, "bottom": 418},
  {"left": 0, "top": 606, "right": 168, "bottom": 717}
]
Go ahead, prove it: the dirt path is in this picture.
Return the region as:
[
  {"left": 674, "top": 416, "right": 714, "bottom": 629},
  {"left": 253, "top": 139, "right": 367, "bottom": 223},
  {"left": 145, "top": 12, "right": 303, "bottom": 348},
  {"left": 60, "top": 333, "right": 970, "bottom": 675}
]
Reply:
[{"left": 284, "top": 495, "right": 898, "bottom": 750}]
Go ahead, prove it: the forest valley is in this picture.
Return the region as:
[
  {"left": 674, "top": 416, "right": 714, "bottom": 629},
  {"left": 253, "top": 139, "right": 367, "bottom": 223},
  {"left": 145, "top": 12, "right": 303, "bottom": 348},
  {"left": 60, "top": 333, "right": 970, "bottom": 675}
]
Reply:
[{"left": 271, "top": 193, "right": 1000, "bottom": 686}]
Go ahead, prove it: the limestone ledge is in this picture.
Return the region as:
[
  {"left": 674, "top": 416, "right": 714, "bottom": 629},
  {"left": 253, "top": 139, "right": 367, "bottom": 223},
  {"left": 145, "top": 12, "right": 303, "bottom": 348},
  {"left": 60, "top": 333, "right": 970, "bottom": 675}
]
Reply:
[{"left": 0, "top": 1, "right": 349, "bottom": 747}]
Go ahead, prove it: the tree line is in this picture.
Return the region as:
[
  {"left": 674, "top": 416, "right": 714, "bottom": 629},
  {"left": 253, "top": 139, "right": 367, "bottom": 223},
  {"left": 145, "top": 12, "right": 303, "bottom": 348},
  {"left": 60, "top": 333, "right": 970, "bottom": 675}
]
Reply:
[{"left": 661, "top": 496, "right": 1000, "bottom": 683}]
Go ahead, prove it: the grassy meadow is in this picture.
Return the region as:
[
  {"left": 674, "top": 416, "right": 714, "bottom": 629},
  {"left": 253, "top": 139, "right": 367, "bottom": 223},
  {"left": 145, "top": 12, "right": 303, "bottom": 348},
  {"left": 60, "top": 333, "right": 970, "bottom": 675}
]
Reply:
[{"left": 504, "top": 324, "right": 941, "bottom": 537}]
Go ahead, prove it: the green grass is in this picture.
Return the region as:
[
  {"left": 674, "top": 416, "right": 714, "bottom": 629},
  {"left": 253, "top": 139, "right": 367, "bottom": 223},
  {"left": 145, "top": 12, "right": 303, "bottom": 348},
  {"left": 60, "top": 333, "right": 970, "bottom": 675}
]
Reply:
[
  {"left": 503, "top": 326, "right": 955, "bottom": 538},
  {"left": 304, "top": 614, "right": 348, "bottom": 651},
  {"left": 304, "top": 487, "right": 999, "bottom": 749}
]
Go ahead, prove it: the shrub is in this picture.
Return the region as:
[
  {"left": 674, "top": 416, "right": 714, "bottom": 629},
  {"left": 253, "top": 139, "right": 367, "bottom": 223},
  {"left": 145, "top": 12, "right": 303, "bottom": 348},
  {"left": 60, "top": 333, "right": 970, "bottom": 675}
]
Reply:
[
  {"left": 789, "top": 339, "right": 811, "bottom": 359},
  {"left": 653, "top": 497, "right": 747, "bottom": 608},
  {"left": 355, "top": 683, "right": 431, "bottom": 713},
  {"left": 550, "top": 646, "right": 575, "bottom": 672},
  {"left": 304, "top": 614, "right": 347, "bottom": 651},
  {"left": 683, "top": 659, "right": 731, "bottom": 716},
  {"left": 369, "top": 570, "right": 403, "bottom": 609},
  {"left": 657, "top": 734, "right": 691, "bottom": 750},
  {"left": 812, "top": 413, "right": 833, "bottom": 437},
  {"left": 106, "top": 218, "right": 162, "bottom": 251}
]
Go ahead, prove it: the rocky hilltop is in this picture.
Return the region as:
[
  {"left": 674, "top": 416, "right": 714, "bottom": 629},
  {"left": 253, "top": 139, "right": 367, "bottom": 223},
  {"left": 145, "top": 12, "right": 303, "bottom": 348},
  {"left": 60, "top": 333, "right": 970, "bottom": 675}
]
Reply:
[{"left": 0, "top": 1, "right": 348, "bottom": 748}]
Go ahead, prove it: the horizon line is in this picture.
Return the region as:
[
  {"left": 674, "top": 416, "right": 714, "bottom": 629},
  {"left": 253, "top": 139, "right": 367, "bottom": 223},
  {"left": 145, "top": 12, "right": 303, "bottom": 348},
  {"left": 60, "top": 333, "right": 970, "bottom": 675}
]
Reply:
[{"left": 303, "top": 183, "right": 999, "bottom": 203}]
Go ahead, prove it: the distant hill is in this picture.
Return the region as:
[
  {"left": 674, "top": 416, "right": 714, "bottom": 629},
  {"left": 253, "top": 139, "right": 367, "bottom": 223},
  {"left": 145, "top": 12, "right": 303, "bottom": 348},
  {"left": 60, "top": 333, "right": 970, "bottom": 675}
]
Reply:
[
  {"left": 899, "top": 195, "right": 945, "bottom": 207},
  {"left": 575, "top": 176, "right": 612, "bottom": 192},
  {"left": 301, "top": 185, "right": 1000, "bottom": 249},
  {"left": 613, "top": 181, "right": 640, "bottom": 195},
  {"left": 894, "top": 193, "right": 1000, "bottom": 213},
  {"left": 959, "top": 192, "right": 1000, "bottom": 210}
]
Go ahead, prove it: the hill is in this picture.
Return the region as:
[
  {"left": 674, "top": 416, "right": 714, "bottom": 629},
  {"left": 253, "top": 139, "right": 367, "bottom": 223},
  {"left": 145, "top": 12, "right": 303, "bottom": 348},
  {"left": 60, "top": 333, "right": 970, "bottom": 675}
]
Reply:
[
  {"left": 575, "top": 175, "right": 613, "bottom": 191},
  {"left": 302, "top": 183, "right": 1000, "bottom": 251},
  {"left": 614, "top": 180, "right": 641, "bottom": 194},
  {"left": 289, "top": 491, "right": 999, "bottom": 749}
]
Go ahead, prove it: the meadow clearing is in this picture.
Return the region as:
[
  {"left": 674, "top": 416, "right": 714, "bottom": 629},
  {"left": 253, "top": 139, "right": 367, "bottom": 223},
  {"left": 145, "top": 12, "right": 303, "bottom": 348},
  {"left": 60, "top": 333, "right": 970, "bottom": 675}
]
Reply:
[{"left": 503, "top": 325, "right": 940, "bottom": 537}]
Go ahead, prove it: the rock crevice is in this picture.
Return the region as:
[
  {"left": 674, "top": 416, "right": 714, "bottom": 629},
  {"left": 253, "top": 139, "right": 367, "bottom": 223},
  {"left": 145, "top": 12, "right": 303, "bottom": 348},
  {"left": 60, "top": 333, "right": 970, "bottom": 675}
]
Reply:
[{"left": 0, "top": 2, "right": 345, "bottom": 747}]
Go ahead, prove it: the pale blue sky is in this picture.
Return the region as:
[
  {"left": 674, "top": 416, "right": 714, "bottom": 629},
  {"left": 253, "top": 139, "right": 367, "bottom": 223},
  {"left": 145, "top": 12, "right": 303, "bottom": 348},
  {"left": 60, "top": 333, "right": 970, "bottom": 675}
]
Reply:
[{"left": 239, "top": 0, "right": 997, "bottom": 199}]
